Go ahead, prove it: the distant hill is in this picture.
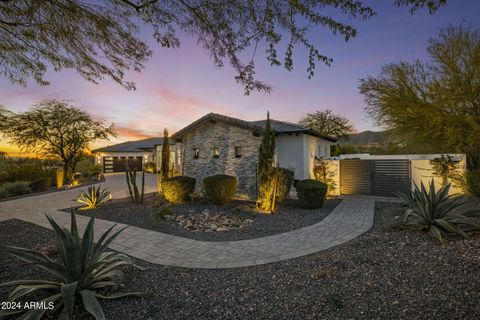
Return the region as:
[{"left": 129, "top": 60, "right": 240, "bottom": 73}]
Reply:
[{"left": 340, "top": 130, "right": 394, "bottom": 145}]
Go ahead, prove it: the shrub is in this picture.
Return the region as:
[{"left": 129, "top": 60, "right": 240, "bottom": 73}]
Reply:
[
  {"left": 0, "top": 211, "right": 145, "bottom": 319},
  {"left": 73, "top": 172, "right": 82, "bottom": 179},
  {"left": 153, "top": 206, "right": 173, "bottom": 221},
  {"left": 398, "top": 180, "right": 480, "bottom": 241},
  {"left": 0, "top": 181, "right": 32, "bottom": 197},
  {"left": 466, "top": 169, "right": 480, "bottom": 197},
  {"left": 0, "top": 188, "right": 9, "bottom": 198},
  {"left": 0, "top": 162, "right": 46, "bottom": 183},
  {"left": 77, "top": 185, "right": 110, "bottom": 209},
  {"left": 203, "top": 174, "right": 237, "bottom": 205},
  {"left": 276, "top": 168, "right": 294, "bottom": 204},
  {"left": 144, "top": 161, "right": 157, "bottom": 174},
  {"left": 161, "top": 176, "right": 196, "bottom": 204},
  {"left": 28, "top": 177, "right": 52, "bottom": 192},
  {"left": 296, "top": 179, "right": 328, "bottom": 209},
  {"left": 75, "top": 158, "right": 101, "bottom": 177}
]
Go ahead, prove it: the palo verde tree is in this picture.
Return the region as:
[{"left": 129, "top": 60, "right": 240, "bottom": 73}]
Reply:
[
  {"left": 161, "top": 128, "right": 170, "bottom": 179},
  {"left": 0, "top": 0, "right": 447, "bottom": 94},
  {"left": 256, "top": 111, "right": 277, "bottom": 213},
  {"left": 0, "top": 100, "right": 116, "bottom": 177},
  {"left": 299, "top": 109, "right": 355, "bottom": 138},
  {"left": 359, "top": 24, "right": 480, "bottom": 171}
]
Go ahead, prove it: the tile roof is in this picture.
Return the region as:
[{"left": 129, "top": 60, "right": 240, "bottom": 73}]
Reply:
[
  {"left": 93, "top": 137, "right": 164, "bottom": 153},
  {"left": 172, "top": 113, "right": 337, "bottom": 142}
]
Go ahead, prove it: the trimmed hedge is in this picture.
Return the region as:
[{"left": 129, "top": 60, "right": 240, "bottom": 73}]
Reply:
[
  {"left": 295, "top": 179, "right": 328, "bottom": 209},
  {"left": 466, "top": 169, "right": 480, "bottom": 197},
  {"left": 203, "top": 174, "right": 237, "bottom": 205},
  {"left": 276, "top": 168, "right": 295, "bottom": 204},
  {"left": 161, "top": 176, "right": 196, "bottom": 204},
  {"left": 29, "top": 177, "right": 53, "bottom": 192}
]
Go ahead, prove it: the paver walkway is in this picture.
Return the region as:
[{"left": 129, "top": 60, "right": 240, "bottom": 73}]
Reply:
[{"left": 0, "top": 174, "right": 395, "bottom": 269}]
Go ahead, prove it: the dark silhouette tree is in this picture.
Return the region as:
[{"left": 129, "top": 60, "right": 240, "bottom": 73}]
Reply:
[
  {"left": 0, "top": 100, "right": 116, "bottom": 177},
  {"left": 299, "top": 109, "right": 354, "bottom": 138},
  {"left": 0, "top": 0, "right": 447, "bottom": 94}
]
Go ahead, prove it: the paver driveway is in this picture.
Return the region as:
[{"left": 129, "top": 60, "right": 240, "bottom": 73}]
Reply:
[{"left": 0, "top": 173, "right": 388, "bottom": 269}]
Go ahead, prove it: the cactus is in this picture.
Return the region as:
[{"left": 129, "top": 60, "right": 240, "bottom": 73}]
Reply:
[{"left": 125, "top": 161, "right": 145, "bottom": 204}]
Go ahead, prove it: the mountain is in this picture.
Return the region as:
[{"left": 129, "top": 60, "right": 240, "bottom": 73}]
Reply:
[{"left": 340, "top": 129, "right": 394, "bottom": 145}]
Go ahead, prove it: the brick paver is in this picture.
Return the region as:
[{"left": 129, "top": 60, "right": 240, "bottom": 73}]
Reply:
[{"left": 0, "top": 174, "right": 394, "bottom": 269}]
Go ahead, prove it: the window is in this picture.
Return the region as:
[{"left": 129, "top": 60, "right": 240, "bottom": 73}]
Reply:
[
  {"left": 235, "top": 146, "right": 243, "bottom": 158},
  {"left": 213, "top": 147, "right": 220, "bottom": 158},
  {"left": 193, "top": 148, "right": 200, "bottom": 159}
]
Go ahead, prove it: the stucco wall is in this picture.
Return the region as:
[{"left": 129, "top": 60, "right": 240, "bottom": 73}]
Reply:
[
  {"left": 179, "top": 121, "right": 261, "bottom": 197},
  {"left": 276, "top": 134, "right": 304, "bottom": 179},
  {"left": 411, "top": 159, "right": 466, "bottom": 195},
  {"left": 303, "top": 134, "right": 334, "bottom": 179}
]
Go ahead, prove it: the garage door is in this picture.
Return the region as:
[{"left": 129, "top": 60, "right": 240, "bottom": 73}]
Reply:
[
  {"left": 340, "top": 159, "right": 411, "bottom": 197},
  {"left": 103, "top": 156, "right": 143, "bottom": 173}
]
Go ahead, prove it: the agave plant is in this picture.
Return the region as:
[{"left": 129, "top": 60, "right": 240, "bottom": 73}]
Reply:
[
  {"left": 0, "top": 211, "right": 145, "bottom": 320},
  {"left": 398, "top": 179, "right": 480, "bottom": 241},
  {"left": 77, "top": 185, "right": 110, "bottom": 209}
]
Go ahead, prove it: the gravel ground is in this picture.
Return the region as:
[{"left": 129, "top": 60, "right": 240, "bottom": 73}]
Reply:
[
  {"left": 2, "top": 200, "right": 480, "bottom": 319},
  {"left": 68, "top": 194, "right": 341, "bottom": 241}
]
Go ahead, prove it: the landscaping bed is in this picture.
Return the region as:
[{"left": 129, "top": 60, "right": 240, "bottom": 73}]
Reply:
[
  {"left": 68, "top": 193, "right": 341, "bottom": 241},
  {"left": 2, "top": 200, "right": 480, "bottom": 319}
]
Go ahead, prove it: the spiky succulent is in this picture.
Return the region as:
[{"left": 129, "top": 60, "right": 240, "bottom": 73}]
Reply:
[
  {"left": 77, "top": 185, "right": 110, "bottom": 209},
  {"left": 0, "top": 211, "right": 145, "bottom": 320},
  {"left": 398, "top": 179, "right": 480, "bottom": 241}
]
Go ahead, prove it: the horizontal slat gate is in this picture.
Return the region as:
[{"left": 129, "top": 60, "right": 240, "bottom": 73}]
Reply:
[
  {"left": 373, "top": 160, "right": 410, "bottom": 197},
  {"left": 340, "top": 160, "right": 373, "bottom": 195}
]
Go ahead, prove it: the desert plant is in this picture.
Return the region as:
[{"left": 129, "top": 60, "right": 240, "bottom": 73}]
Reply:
[
  {"left": 0, "top": 181, "right": 32, "bottom": 197},
  {"left": 77, "top": 185, "right": 110, "bottom": 209},
  {"left": 28, "top": 177, "right": 52, "bottom": 192},
  {"left": 125, "top": 162, "right": 145, "bottom": 204},
  {"left": 430, "top": 155, "right": 462, "bottom": 187},
  {"left": 203, "top": 174, "right": 237, "bottom": 205},
  {"left": 161, "top": 176, "right": 196, "bottom": 204},
  {"left": 256, "top": 112, "right": 277, "bottom": 213},
  {"left": 313, "top": 156, "right": 337, "bottom": 196},
  {"left": 144, "top": 161, "right": 156, "bottom": 174},
  {"left": 0, "top": 211, "right": 145, "bottom": 320},
  {"left": 56, "top": 167, "right": 65, "bottom": 190},
  {"left": 398, "top": 180, "right": 480, "bottom": 241},
  {"left": 276, "top": 167, "right": 294, "bottom": 204},
  {"left": 296, "top": 179, "right": 328, "bottom": 209}
]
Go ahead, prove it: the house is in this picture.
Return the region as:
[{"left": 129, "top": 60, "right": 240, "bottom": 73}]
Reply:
[
  {"left": 93, "top": 113, "right": 337, "bottom": 197},
  {"left": 93, "top": 137, "right": 167, "bottom": 173},
  {"left": 169, "top": 113, "right": 337, "bottom": 197}
]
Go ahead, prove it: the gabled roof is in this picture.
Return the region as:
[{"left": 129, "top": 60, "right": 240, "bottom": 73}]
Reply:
[
  {"left": 172, "top": 113, "right": 337, "bottom": 142},
  {"left": 251, "top": 119, "right": 337, "bottom": 142},
  {"left": 93, "top": 137, "right": 164, "bottom": 153},
  {"left": 171, "top": 113, "right": 263, "bottom": 140}
]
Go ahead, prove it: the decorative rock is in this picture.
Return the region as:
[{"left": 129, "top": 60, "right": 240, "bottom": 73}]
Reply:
[{"left": 171, "top": 211, "right": 253, "bottom": 232}]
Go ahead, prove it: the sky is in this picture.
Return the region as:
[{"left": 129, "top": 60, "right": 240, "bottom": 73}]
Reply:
[{"left": 1, "top": 1, "right": 479, "bottom": 156}]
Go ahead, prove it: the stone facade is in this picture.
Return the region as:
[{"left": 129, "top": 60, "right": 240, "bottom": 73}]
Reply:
[{"left": 178, "top": 120, "right": 261, "bottom": 198}]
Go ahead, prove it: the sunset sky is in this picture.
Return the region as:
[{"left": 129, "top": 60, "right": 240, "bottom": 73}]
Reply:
[{"left": 1, "top": 1, "right": 479, "bottom": 156}]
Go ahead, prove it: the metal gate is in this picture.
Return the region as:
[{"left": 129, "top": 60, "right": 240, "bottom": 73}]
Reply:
[{"left": 340, "top": 159, "right": 411, "bottom": 197}]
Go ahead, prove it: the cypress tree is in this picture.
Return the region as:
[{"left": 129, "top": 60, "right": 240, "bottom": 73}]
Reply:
[
  {"left": 256, "top": 111, "right": 277, "bottom": 213},
  {"left": 161, "top": 128, "right": 170, "bottom": 180}
]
